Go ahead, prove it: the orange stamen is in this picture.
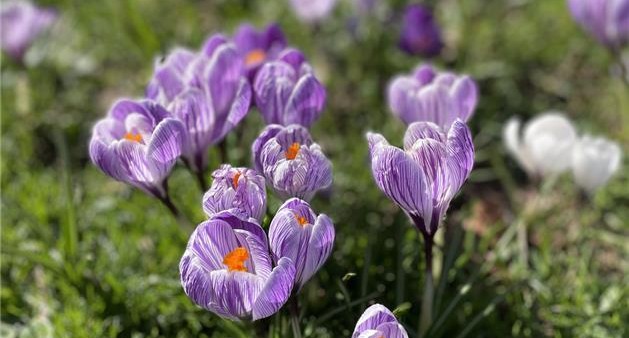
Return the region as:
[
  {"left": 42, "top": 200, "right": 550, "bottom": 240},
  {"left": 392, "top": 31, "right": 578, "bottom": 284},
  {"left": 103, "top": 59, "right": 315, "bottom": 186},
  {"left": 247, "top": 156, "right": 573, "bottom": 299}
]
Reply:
[
  {"left": 245, "top": 49, "right": 266, "bottom": 66},
  {"left": 124, "top": 132, "right": 143, "bottom": 143},
  {"left": 285, "top": 142, "right": 300, "bottom": 160},
  {"left": 223, "top": 247, "right": 249, "bottom": 272},
  {"left": 232, "top": 172, "right": 242, "bottom": 189},
  {"left": 295, "top": 213, "right": 308, "bottom": 227}
]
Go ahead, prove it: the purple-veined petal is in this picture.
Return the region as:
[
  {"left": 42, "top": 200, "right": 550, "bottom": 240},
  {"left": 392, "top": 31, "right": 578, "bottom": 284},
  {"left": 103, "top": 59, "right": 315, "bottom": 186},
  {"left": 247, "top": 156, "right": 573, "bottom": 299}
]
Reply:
[
  {"left": 251, "top": 257, "right": 296, "bottom": 320},
  {"left": 254, "top": 61, "right": 297, "bottom": 124},
  {"left": 301, "top": 213, "right": 334, "bottom": 287},
  {"left": 353, "top": 304, "right": 398, "bottom": 337},
  {"left": 284, "top": 74, "right": 326, "bottom": 127},
  {"left": 210, "top": 78, "right": 251, "bottom": 144},
  {"left": 403, "top": 121, "right": 446, "bottom": 150}
]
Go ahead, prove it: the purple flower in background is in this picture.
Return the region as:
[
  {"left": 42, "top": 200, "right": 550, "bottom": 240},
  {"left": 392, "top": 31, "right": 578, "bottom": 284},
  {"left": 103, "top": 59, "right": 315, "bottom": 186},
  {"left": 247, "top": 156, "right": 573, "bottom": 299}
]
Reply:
[
  {"left": 399, "top": 4, "right": 443, "bottom": 57},
  {"left": 252, "top": 124, "right": 333, "bottom": 201},
  {"left": 367, "top": 120, "right": 474, "bottom": 236},
  {"left": 269, "top": 198, "right": 334, "bottom": 289},
  {"left": 254, "top": 49, "right": 326, "bottom": 127},
  {"left": 147, "top": 35, "right": 251, "bottom": 173},
  {"left": 0, "top": 1, "right": 57, "bottom": 62},
  {"left": 89, "top": 99, "right": 186, "bottom": 199},
  {"left": 179, "top": 210, "right": 296, "bottom": 321},
  {"left": 388, "top": 64, "right": 478, "bottom": 129},
  {"left": 568, "top": 0, "right": 629, "bottom": 48},
  {"left": 202, "top": 165, "right": 267, "bottom": 222},
  {"left": 290, "top": 0, "right": 337, "bottom": 23},
  {"left": 233, "top": 23, "right": 287, "bottom": 79},
  {"left": 353, "top": 304, "right": 409, "bottom": 338}
]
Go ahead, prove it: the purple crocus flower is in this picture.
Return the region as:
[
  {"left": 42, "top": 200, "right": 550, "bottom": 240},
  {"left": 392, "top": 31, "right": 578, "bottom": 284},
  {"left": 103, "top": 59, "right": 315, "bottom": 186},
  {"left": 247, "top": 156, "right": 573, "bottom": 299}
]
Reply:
[
  {"left": 388, "top": 64, "right": 478, "bottom": 129},
  {"left": 290, "top": 0, "right": 338, "bottom": 23},
  {"left": 268, "top": 198, "right": 334, "bottom": 289},
  {"left": 233, "top": 23, "right": 287, "bottom": 80},
  {"left": 399, "top": 4, "right": 443, "bottom": 57},
  {"left": 254, "top": 48, "right": 326, "bottom": 127},
  {"left": 0, "top": 1, "right": 57, "bottom": 62},
  {"left": 252, "top": 124, "right": 333, "bottom": 201},
  {"left": 146, "top": 35, "right": 252, "bottom": 173},
  {"left": 202, "top": 164, "right": 267, "bottom": 222},
  {"left": 568, "top": 0, "right": 629, "bottom": 48},
  {"left": 353, "top": 304, "right": 409, "bottom": 338},
  {"left": 179, "top": 210, "right": 296, "bottom": 321},
  {"left": 89, "top": 99, "right": 186, "bottom": 199},
  {"left": 367, "top": 120, "right": 474, "bottom": 237}
]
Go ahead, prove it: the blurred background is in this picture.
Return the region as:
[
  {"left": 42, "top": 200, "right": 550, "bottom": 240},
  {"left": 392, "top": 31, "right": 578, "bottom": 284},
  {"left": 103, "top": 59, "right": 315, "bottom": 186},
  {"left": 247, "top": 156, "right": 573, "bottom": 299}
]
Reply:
[{"left": 1, "top": 0, "right": 627, "bottom": 337}]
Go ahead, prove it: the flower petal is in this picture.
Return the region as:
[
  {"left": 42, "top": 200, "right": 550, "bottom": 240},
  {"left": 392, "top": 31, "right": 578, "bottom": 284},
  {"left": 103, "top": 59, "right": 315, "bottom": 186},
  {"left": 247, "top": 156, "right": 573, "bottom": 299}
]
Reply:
[
  {"left": 284, "top": 74, "right": 326, "bottom": 127},
  {"left": 254, "top": 61, "right": 297, "bottom": 124},
  {"left": 301, "top": 213, "right": 334, "bottom": 287},
  {"left": 353, "top": 304, "right": 397, "bottom": 337},
  {"left": 210, "top": 78, "right": 251, "bottom": 144},
  {"left": 147, "top": 118, "right": 186, "bottom": 177},
  {"left": 251, "top": 257, "right": 296, "bottom": 320},
  {"left": 403, "top": 121, "right": 446, "bottom": 150}
]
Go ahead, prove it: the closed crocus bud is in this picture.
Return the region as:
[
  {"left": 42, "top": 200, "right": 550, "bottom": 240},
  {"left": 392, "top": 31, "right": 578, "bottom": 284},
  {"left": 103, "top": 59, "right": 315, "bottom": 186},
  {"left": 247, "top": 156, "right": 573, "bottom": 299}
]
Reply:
[
  {"left": 503, "top": 112, "right": 578, "bottom": 178},
  {"left": 180, "top": 210, "right": 296, "bottom": 321},
  {"left": 269, "top": 198, "right": 334, "bottom": 290},
  {"left": 352, "top": 304, "right": 409, "bottom": 338},
  {"left": 290, "top": 0, "right": 337, "bottom": 23},
  {"left": 0, "top": 1, "right": 57, "bottom": 62},
  {"left": 568, "top": 0, "right": 629, "bottom": 48},
  {"left": 89, "top": 99, "right": 186, "bottom": 199},
  {"left": 233, "top": 23, "right": 287, "bottom": 80},
  {"left": 388, "top": 64, "right": 478, "bottom": 128},
  {"left": 399, "top": 4, "right": 443, "bottom": 57},
  {"left": 203, "top": 165, "right": 267, "bottom": 222},
  {"left": 572, "top": 135, "right": 622, "bottom": 194},
  {"left": 367, "top": 120, "right": 474, "bottom": 236},
  {"left": 147, "top": 35, "right": 251, "bottom": 173},
  {"left": 254, "top": 48, "right": 326, "bottom": 127},
  {"left": 252, "top": 124, "right": 333, "bottom": 201}
]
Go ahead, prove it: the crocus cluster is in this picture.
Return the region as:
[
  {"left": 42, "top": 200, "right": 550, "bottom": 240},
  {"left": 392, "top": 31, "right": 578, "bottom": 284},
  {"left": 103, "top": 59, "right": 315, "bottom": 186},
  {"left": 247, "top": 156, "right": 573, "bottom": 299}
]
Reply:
[
  {"left": 504, "top": 112, "right": 622, "bottom": 194},
  {"left": 388, "top": 64, "right": 478, "bottom": 129},
  {"left": 1, "top": 1, "right": 57, "bottom": 62},
  {"left": 568, "top": 0, "right": 629, "bottom": 49},
  {"left": 399, "top": 4, "right": 443, "bottom": 57}
]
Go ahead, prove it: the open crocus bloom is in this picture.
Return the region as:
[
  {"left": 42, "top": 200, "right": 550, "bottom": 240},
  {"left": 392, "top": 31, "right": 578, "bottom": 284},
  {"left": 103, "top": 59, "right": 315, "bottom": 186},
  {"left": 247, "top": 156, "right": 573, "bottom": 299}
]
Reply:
[
  {"left": 179, "top": 211, "right": 296, "bottom": 321},
  {"left": 352, "top": 304, "right": 409, "bottom": 338},
  {"left": 289, "top": 0, "right": 337, "bottom": 23},
  {"left": 233, "top": 23, "right": 287, "bottom": 80},
  {"left": 398, "top": 4, "right": 443, "bottom": 57},
  {"left": 0, "top": 1, "right": 57, "bottom": 62},
  {"left": 252, "top": 124, "right": 333, "bottom": 201},
  {"left": 572, "top": 135, "right": 622, "bottom": 194},
  {"left": 568, "top": 0, "right": 629, "bottom": 48},
  {"left": 146, "top": 34, "right": 251, "bottom": 173},
  {"left": 367, "top": 120, "right": 474, "bottom": 236},
  {"left": 202, "top": 165, "right": 267, "bottom": 222},
  {"left": 388, "top": 64, "right": 478, "bottom": 128},
  {"left": 269, "top": 198, "right": 334, "bottom": 290},
  {"left": 89, "top": 99, "right": 186, "bottom": 199},
  {"left": 503, "top": 112, "right": 577, "bottom": 178},
  {"left": 253, "top": 48, "right": 326, "bottom": 127}
]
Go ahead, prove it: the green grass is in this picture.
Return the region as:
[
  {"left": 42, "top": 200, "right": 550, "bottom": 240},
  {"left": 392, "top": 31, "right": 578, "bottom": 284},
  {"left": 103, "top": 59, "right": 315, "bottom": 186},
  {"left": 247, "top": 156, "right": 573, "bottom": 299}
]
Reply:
[{"left": 2, "top": 0, "right": 628, "bottom": 337}]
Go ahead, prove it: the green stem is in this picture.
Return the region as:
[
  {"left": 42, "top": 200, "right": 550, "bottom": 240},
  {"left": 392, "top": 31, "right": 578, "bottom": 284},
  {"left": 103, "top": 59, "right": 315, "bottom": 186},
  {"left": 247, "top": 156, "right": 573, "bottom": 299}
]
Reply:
[
  {"left": 288, "top": 296, "right": 302, "bottom": 338},
  {"left": 419, "top": 234, "right": 434, "bottom": 337}
]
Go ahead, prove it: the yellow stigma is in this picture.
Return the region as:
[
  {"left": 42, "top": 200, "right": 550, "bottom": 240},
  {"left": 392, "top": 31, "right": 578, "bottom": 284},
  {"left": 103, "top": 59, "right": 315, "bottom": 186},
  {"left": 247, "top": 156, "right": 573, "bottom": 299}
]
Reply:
[
  {"left": 295, "top": 213, "right": 308, "bottom": 227},
  {"left": 285, "top": 142, "right": 300, "bottom": 160},
  {"left": 123, "top": 132, "right": 143, "bottom": 143},
  {"left": 232, "top": 172, "right": 242, "bottom": 189},
  {"left": 223, "top": 247, "right": 249, "bottom": 272},
  {"left": 245, "top": 49, "right": 266, "bottom": 66}
]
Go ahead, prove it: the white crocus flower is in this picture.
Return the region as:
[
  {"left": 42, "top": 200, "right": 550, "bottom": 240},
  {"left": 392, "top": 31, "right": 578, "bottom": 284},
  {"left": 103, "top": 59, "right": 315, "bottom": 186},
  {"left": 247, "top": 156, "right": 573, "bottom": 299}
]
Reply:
[
  {"left": 572, "top": 135, "right": 622, "bottom": 194},
  {"left": 503, "top": 112, "right": 578, "bottom": 177}
]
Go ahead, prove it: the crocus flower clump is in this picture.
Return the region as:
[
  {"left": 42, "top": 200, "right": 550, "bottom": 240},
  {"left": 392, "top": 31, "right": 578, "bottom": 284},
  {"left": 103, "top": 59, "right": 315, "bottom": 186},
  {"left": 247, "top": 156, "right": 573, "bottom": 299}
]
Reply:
[
  {"left": 146, "top": 34, "right": 252, "bottom": 174},
  {"left": 352, "top": 304, "right": 409, "bottom": 338},
  {"left": 254, "top": 49, "right": 327, "bottom": 127},
  {"left": 388, "top": 64, "right": 478, "bottom": 128},
  {"left": 568, "top": 0, "right": 629, "bottom": 49},
  {"left": 398, "top": 4, "right": 443, "bottom": 57},
  {"left": 0, "top": 1, "right": 57, "bottom": 62},
  {"left": 252, "top": 124, "right": 333, "bottom": 201},
  {"left": 89, "top": 99, "right": 186, "bottom": 200}
]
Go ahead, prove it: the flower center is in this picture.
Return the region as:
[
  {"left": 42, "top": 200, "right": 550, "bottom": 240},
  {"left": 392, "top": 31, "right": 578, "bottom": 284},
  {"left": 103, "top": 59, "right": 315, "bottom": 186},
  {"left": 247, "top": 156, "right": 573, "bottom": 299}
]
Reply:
[
  {"left": 123, "top": 132, "right": 143, "bottom": 143},
  {"left": 285, "top": 142, "right": 300, "bottom": 160},
  {"left": 295, "top": 213, "right": 308, "bottom": 227},
  {"left": 245, "top": 49, "right": 266, "bottom": 66},
  {"left": 232, "top": 172, "right": 242, "bottom": 189},
  {"left": 223, "top": 247, "right": 249, "bottom": 272}
]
